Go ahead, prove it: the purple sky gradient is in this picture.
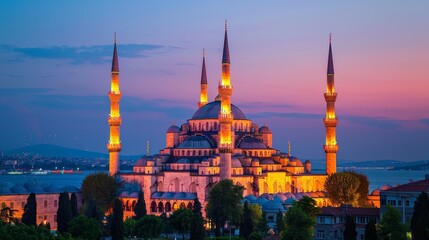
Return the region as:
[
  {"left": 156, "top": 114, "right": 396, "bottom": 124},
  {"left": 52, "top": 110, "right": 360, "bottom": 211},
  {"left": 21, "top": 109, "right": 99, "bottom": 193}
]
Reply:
[{"left": 1, "top": 1, "right": 429, "bottom": 161}]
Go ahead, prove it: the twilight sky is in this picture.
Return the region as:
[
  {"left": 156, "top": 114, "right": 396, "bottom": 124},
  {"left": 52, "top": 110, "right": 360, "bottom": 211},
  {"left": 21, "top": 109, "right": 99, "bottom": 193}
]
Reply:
[{"left": 1, "top": 1, "right": 429, "bottom": 162}]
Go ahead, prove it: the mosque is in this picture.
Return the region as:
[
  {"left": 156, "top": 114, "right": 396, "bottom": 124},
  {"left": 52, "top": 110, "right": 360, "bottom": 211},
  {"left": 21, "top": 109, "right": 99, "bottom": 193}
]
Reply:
[{"left": 108, "top": 25, "right": 339, "bottom": 216}]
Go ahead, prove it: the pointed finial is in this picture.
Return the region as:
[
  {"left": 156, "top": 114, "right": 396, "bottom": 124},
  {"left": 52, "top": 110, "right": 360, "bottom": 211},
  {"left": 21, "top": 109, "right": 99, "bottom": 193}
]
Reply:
[
  {"left": 288, "top": 140, "right": 291, "bottom": 156},
  {"left": 146, "top": 140, "right": 150, "bottom": 156},
  {"left": 203, "top": 48, "right": 205, "bottom": 58},
  {"left": 329, "top": 32, "right": 332, "bottom": 44},
  {"left": 225, "top": 19, "right": 227, "bottom": 30},
  {"left": 114, "top": 32, "right": 117, "bottom": 44}
]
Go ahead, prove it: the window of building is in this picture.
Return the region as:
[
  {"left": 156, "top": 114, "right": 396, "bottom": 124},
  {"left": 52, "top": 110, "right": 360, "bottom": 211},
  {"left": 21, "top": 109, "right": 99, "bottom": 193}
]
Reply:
[
  {"left": 10, "top": 202, "right": 14, "bottom": 209},
  {"left": 406, "top": 200, "right": 410, "bottom": 206},
  {"left": 316, "top": 230, "right": 325, "bottom": 239},
  {"left": 398, "top": 200, "right": 402, "bottom": 206},
  {"left": 54, "top": 200, "right": 58, "bottom": 207},
  {"left": 44, "top": 200, "right": 48, "bottom": 208},
  {"left": 319, "top": 217, "right": 325, "bottom": 223}
]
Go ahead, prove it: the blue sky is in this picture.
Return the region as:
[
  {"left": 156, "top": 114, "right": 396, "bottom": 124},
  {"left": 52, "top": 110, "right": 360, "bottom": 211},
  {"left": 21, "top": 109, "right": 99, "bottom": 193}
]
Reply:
[{"left": 1, "top": 1, "right": 429, "bottom": 161}]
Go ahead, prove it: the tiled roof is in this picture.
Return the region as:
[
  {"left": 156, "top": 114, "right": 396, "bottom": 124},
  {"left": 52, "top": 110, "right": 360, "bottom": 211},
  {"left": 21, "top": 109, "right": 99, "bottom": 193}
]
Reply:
[
  {"left": 385, "top": 179, "right": 429, "bottom": 192},
  {"left": 320, "top": 206, "right": 379, "bottom": 217}
]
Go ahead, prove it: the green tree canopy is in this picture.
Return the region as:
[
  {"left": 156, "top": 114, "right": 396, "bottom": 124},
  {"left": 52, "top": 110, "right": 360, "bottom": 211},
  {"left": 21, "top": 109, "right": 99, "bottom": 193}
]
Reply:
[
  {"left": 411, "top": 191, "right": 429, "bottom": 240},
  {"left": 124, "top": 218, "right": 136, "bottom": 238},
  {"left": 281, "top": 205, "right": 315, "bottom": 240},
  {"left": 133, "top": 191, "right": 146, "bottom": 220},
  {"left": 294, "top": 196, "right": 320, "bottom": 217},
  {"left": 350, "top": 172, "right": 370, "bottom": 206},
  {"left": 135, "top": 215, "right": 164, "bottom": 240},
  {"left": 111, "top": 199, "right": 124, "bottom": 240},
  {"left": 190, "top": 198, "right": 205, "bottom": 240},
  {"left": 344, "top": 215, "right": 357, "bottom": 240},
  {"left": 205, "top": 179, "right": 244, "bottom": 236},
  {"left": 324, "top": 172, "right": 361, "bottom": 206},
  {"left": 1, "top": 202, "right": 17, "bottom": 223},
  {"left": 67, "top": 215, "right": 101, "bottom": 240},
  {"left": 377, "top": 205, "right": 407, "bottom": 240},
  {"left": 255, "top": 211, "right": 269, "bottom": 236},
  {"left": 81, "top": 173, "right": 118, "bottom": 211},
  {"left": 57, "top": 192, "right": 72, "bottom": 234},
  {"left": 0, "top": 220, "right": 53, "bottom": 240},
  {"left": 248, "top": 203, "right": 263, "bottom": 228},
  {"left": 21, "top": 192, "right": 37, "bottom": 226},
  {"left": 170, "top": 208, "right": 193, "bottom": 240},
  {"left": 276, "top": 210, "right": 285, "bottom": 234}
]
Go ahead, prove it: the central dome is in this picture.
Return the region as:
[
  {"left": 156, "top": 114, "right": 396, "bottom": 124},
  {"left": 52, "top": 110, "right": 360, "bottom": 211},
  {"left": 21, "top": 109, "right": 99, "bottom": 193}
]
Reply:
[{"left": 192, "top": 100, "right": 247, "bottom": 120}]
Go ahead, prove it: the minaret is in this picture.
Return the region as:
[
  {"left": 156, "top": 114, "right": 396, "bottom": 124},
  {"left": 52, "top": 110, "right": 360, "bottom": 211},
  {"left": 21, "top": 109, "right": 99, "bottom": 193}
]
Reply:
[
  {"left": 218, "top": 21, "right": 234, "bottom": 179},
  {"left": 198, "top": 49, "right": 208, "bottom": 108},
  {"left": 107, "top": 33, "right": 122, "bottom": 176},
  {"left": 324, "top": 34, "right": 338, "bottom": 175}
]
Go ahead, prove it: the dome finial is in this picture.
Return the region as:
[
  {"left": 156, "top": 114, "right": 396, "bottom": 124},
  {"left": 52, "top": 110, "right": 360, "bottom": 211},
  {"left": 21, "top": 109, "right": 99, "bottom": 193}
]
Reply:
[{"left": 225, "top": 19, "right": 227, "bottom": 30}]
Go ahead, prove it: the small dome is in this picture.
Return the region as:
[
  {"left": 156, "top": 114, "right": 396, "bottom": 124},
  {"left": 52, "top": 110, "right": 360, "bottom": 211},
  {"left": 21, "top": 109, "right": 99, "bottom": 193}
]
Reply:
[
  {"left": 259, "top": 125, "right": 272, "bottom": 134},
  {"left": 44, "top": 184, "right": 61, "bottom": 193},
  {"left": 260, "top": 159, "right": 275, "bottom": 164},
  {"left": 262, "top": 200, "right": 285, "bottom": 212},
  {"left": 284, "top": 198, "right": 296, "bottom": 205},
  {"left": 231, "top": 158, "right": 242, "bottom": 168},
  {"left": 10, "top": 185, "right": 27, "bottom": 194},
  {"left": 135, "top": 159, "right": 147, "bottom": 167},
  {"left": 238, "top": 136, "right": 268, "bottom": 149},
  {"left": 177, "top": 135, "right": 212, "bottom": 149},
  {"left": 288, "top": 156, "right": 303, "bottom": 167},
  {"left": 371, "top": 189, "right": 381, "bottom": 195},
  {"left": 256, "top": 197, "right": 269, "bottom": 205},
  {"left": 0, "top": 186, "right": 12, "bottom": 194},
  {"left": 244, "top": 195, "right": 258, "bottom": 203},
  {"left": 60, "top": 185, "right": 79, "bottom": 192},
  {"left": 167, "top": 125, "right": 180, "bottom": 133}
]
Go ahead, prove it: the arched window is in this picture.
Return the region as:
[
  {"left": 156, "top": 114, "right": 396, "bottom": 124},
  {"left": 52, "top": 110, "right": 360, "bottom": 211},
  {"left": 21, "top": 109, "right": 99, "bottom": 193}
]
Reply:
[
  {"left": 151, "top": 201, "right": 157, "bottom": 212},
  {"left": 158, "top": 202, "right": 164, "bottom": 212},
  {"left": 214, "top": 122, "right": 217, "bottom": 131},
  {"left": 187, "top": 202, "right": 193, "bottom": 209},
  {"left": 165, "top": 202, "right": 172, "bottom": 212},
  {"left": 187, "top": 150, "right": 190, "bottom": 156},
  {"left": 199, "top": 122, "right": 201, "bottom": 131},
  {"left": 198, "top": 150, "right": 202, "bottom": 156},
  {"left": 131, "top": 200, "right": 136, "bottom": 211},
  {"left": 180, "top": 202, "right": 186, "bottom": 209},
  {"left": 206, "top": 122, "right": 209, "bottom": 131}
]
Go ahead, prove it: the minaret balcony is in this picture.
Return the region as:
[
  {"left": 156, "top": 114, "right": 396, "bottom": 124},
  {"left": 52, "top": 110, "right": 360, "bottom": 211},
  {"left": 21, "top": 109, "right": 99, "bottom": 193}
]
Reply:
[
  {"left": 108, "top": 91, "right": 122, "bottom": 100},
  {"left": 218, "top": 85, "right": 233, "bottom": 95},
  {"left": 324, "top": 93, "right": 337, "bottom": 102},
  {"left": 108, "top": 116, "right": 122, "bottom": 126},
  {"left": 219, "top": 143, "right": 234, "bottom": 153},
  {"left": 107, "top": 143, "right": 122, "bottom": 152},
  {"left": 218, "top": 113, "right": 233, "bottom": 122},
  {"left": 324, "top": 144, "right": 338, "bottom": 153},
  {"left": 323, "top": 118, "right": 338, "bottom": 127}
]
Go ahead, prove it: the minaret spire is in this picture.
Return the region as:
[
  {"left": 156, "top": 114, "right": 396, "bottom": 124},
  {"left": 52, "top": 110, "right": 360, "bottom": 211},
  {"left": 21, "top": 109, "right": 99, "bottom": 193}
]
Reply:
[
  {"left": 324, "top": 33, "right": 338, "bottom": 175},
  {"left": 198, "top": 49, "right": 208, "bottom": 108},
  {"left": 218, "top": 22, "right": 234, "bottom": 179},
  {"left": 107, "top": 33, "right": 122, "bottom": 175}
]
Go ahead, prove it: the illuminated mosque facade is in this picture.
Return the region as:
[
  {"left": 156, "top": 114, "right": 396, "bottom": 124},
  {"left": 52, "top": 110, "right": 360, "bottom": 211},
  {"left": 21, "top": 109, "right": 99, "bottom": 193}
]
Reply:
[{"left": 109, "top": 25, "right": 339, "bottom": 215}]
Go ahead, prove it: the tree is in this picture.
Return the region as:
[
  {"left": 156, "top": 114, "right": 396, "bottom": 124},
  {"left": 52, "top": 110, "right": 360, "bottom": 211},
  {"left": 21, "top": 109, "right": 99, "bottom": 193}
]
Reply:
[
  {"left": 255, "top": 211, "right": 269, "bottom": 236},
  {"left": 190, "top": 198, "right": 205, "bottom": 240},
  {"left": 57, "top": 192, "right": 72, "bottom": 233},
  {"left": 170, "top": 208, "right": 193, "bottom": 240},
  {"left": 0, "top": 220, "right": 53, "bottom": 240},
  {"left": 1, "top": 202, "right": 17, "bottom": 223},
  {"left": 81, "top": 173, "right": 118, "bottom": 211},
  {"left": 205, "top": 179, "right": 244, "bottom": 236},
  {"left": 135, "top": 215, "right": 164, "bottom": 240},
  {"left": 248, "top": 231, "right": 264, "bottom": 240},
  {"left": 124, "top": 218, "right": 136, "bottom": 238},
  {"left": 68, "top": 215, "right": 101, "bottom": 240},
  {"left": 324, "top": 172, "right": 360, "bottom": 206},
  {"left": 365, "top": 218, "right": 377, "bottom": 240},
  {"left": 111, "top": 199, "right": 124, "bottom": 240},
  {"left": 240, "top": 201, "right": 253, "bottom": 239},
  {"left": 344, "top": 215, "right": 357, "bottom": 240},
  {"left": 84, "top": 199, "right": 98, "bottom": 219},
  {"left": 295, "top": 196, "right": 320, "bottom": 217},
  {"left": 249, "top": 203, "right": 263, "bottom": 229},
  {"left": 70, "top": 193, "right": 78, "bottom": 219},
  {"left": 350, "top": 172, "right": 370, "bottom": 206},
  {"left": 411, "top": 191, "right": 429, "bottom": 240},
  {"left": 282, "top": 205, "right": 315, "bottom": 240},
  {"left": 159, "top": 212, "right": 173, "bottom": 237},
  {"left": 377, "top": 205, "right": 407, "bottom": 240},
  {"left": 22, "top": 192, "right": 37, "bottom": 226},
  {"left": 134, "top": 191, "right": 146, "bottom": 220},
  {"left": 276, "top": 210, "right": 285, "bottom": 234}
]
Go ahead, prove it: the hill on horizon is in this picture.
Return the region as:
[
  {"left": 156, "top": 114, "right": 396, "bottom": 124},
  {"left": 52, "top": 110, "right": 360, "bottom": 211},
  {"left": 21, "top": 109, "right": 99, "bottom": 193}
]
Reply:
[{"left": 3, "top": 144, "right": 141, "bottom": 160}]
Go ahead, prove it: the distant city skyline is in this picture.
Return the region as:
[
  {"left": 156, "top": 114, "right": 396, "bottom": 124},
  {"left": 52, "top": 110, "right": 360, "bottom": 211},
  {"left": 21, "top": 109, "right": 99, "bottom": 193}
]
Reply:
[{"left": 1, "top": 1, "right": 428, "bottom": 161}]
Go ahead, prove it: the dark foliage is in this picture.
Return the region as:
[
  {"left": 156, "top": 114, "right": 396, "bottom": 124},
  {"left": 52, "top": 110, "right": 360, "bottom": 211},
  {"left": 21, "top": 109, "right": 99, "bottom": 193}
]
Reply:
[
  {"left": 364, "top": 218, "right": 377, "bottom": 240},
  {"left": 276, "top": 210, "right": 285, "bottom": 234},
  {"left": 190, "top": 198, "right": 205, "bottom": 240},
  {"left": 57, "top": 192, "right": 72, "bottom": 233},
  {"left": 81, "top": 173, "right": 118, "bottom": 211},
  {"left": 135, "top": 215, "right": 164, "bottom": 239},
  {"left": 111, "top": 199, "right": 124, "bottom": 240},
  {"left": 70, "top": 192, "right": 78, "bottom": 219},
  {"left": 68, "top": 215, "right": 101, "bottom": 240},
  {"left": 411, "top": 191, "right": 429, "bottom": 240},
  {"left": 344, "top": 215, "right": 357, "bottom": 240},
  {"left": 21, "top": 193, "right": 37, "bottom": 226},
  {"left": 133, "top": 191, "right": 147, "bottom": 220}
]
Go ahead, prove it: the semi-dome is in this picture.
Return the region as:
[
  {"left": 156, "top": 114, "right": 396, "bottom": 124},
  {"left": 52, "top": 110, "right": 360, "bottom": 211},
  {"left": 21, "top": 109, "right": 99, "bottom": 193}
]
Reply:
[
  {"left": 238, "top": 136, "right": 268, "bottom": 149},
  {"left": 167, "top": 125, "right": 180, "bottom": 133},
  {"left": 231, "top": 158, "right": 242, "bottom": 168},
  {"left": 192, "top": 100, "right": 247, "bottom": 120},
  {"left": 262, "top": 200, "right": 285, "bottom": 212},
  {"left": 177, "top": 135, "right": 212, "bottom": 149},
  {"left": 288, "top": 156, "right": 303, "bottom": 167},
  {"left": 259, "top": 125, "right": 272, "bottom": 134}
]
